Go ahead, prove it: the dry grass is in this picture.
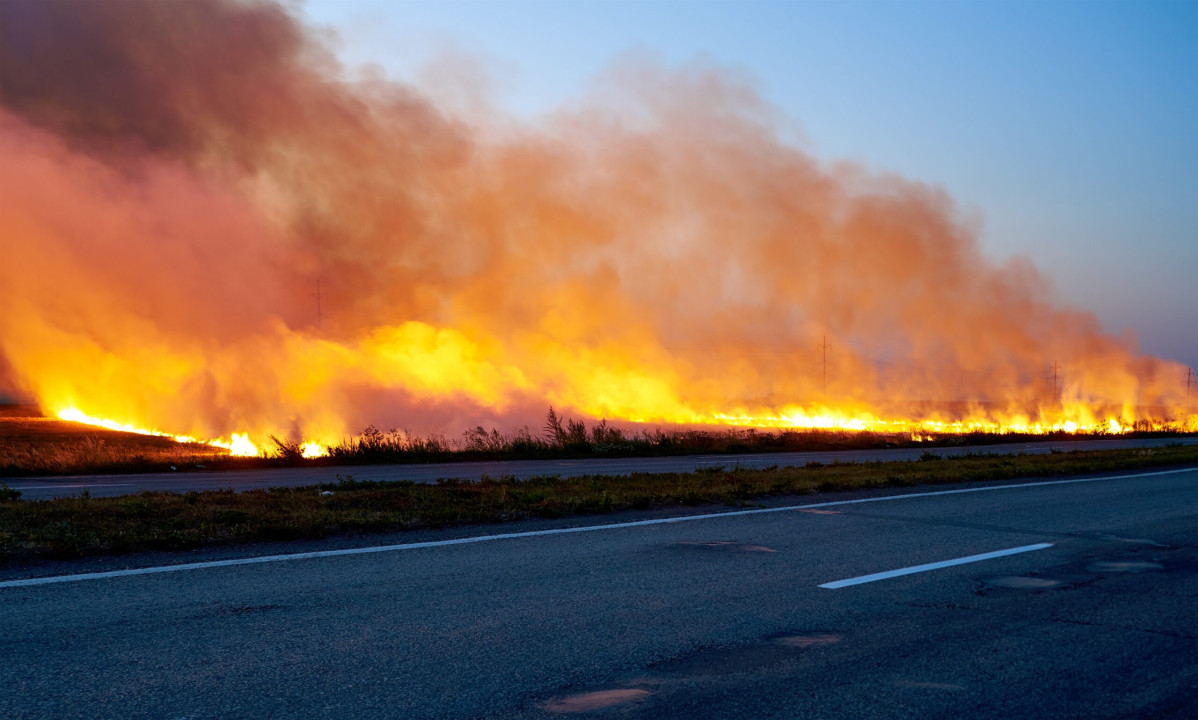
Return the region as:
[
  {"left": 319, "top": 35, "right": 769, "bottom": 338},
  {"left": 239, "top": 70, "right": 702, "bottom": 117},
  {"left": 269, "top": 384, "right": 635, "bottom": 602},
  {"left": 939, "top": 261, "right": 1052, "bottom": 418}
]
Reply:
[
  {"left": 2, "top": 443, "right": 1195, "bottom": 561},
  {"left": 4, "top": 403, "right": 1195, "bottom": 478},
  {"left": 0, "top": 409, "right": 227, "bottom": 475}
]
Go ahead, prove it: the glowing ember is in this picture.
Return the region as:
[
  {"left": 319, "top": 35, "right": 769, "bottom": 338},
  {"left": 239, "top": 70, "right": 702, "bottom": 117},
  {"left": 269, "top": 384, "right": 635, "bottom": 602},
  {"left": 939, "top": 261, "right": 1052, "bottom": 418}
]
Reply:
[
  {"left": 57, "top": 408, "right": 292, "bottom": 459},
  {"left": 58, "top": 408, "right": 214, "bottom": 447},
  {"left": 301, "top": 442, "right": 328, "bottom": 459},
  {"left": 225, "top": 433, "right": 260, "bottom": 457},
  {"left": 706, "top": 408, "right": 1171, "bottom": 435}
]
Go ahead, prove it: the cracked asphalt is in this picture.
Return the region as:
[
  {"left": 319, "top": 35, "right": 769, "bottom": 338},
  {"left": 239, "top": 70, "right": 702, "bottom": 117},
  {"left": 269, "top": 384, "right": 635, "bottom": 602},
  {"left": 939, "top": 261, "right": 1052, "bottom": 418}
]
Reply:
[{"left": 2, "top": 466, "right": 1196, "bottom": 718}]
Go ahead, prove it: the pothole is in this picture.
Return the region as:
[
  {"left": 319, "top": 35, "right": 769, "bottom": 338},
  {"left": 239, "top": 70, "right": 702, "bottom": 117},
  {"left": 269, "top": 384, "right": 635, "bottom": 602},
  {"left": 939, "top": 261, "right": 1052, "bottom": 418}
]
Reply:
[
  {"left": 545, "top": 630, "right": 844, "bottom": 712},
  {"left": 1087, "top": 560, "right": 1164, "bottom": 573},
  {"left": 543, "top": 688, "right": 650, "bottom": 713},
  {"left": 651, "top": 631, "right": 838, "bottom": 677}
]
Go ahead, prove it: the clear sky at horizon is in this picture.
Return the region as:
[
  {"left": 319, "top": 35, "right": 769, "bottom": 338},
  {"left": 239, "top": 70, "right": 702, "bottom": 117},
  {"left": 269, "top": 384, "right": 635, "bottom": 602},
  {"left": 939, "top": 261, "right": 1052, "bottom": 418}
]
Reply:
[{"left": 302, "top": 0, "right": 1197, "bottom": 372}]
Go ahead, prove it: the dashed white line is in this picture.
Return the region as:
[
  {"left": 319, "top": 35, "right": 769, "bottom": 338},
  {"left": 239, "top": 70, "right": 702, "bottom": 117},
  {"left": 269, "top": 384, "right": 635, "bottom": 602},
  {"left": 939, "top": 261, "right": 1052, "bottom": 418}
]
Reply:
[
  {"left": 0, "top": 466, "right": 1191, "bottom": 589},
  {"left": 818, "top": 542, "right": 1055, "bottom": 589}
]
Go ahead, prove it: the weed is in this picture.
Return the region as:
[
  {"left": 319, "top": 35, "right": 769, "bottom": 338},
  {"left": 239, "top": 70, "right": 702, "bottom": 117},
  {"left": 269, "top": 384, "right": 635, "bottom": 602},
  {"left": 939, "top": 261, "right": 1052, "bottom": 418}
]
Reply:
[
  {"left": 270, "top": 435, "right": 304, "bottom": 460},
  {"left": 3, "top": 414, "right": 1198, "bottom": 561},
  {"left": 7, "top": 406, "right": 1195, "bottom": 478}
]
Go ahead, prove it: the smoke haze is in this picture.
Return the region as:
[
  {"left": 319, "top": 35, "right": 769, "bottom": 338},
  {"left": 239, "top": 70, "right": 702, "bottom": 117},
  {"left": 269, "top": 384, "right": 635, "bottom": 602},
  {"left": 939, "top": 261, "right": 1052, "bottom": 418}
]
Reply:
[{"left": 0, "top": 0, "right": 1189, "bottom": 445}]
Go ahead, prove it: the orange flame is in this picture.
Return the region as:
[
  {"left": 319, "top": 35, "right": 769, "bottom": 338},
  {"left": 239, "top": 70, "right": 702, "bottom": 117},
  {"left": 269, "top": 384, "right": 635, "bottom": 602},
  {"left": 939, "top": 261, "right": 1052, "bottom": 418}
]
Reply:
[
  {"left": 1, "top": 2, "right": 1193, "bottom": 450},
  {"left": 57, "top": 408, "right": 333, "bottom": 459},
  {"left": 57, "top": 408, "right": 263, "bottom": 456}
]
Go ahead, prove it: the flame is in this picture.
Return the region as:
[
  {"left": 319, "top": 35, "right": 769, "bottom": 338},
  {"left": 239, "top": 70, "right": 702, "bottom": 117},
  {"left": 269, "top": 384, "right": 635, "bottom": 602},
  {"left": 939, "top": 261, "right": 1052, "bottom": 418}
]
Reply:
[
  {"left": 57, "top": 407, "right": 331, "bottom": 459},
  {"left": 224, "top": 433, "right": 260, "bottom": 457},
  {"left": 301, "top": 442, "right": 328, "bottom": 459},
  {"left": 54, "top": 394, "right": 1186, "bottom": 462},
  {"left": 704, "top": 407, "right": 1167, "bottom": 435},
  {"left": 1, "top": 2, "right": 1194, "bottom": 449},
  {"left": 56, "top": 407, "right": 243, "bottom": 452}
]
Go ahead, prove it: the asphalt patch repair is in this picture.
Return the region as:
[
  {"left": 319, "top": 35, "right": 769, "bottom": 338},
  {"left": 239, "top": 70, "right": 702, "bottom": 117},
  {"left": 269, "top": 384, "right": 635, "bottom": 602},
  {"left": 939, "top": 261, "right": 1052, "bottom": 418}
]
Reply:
[{"left": 541, "top": 631, "right": 842, "bottom": 714}]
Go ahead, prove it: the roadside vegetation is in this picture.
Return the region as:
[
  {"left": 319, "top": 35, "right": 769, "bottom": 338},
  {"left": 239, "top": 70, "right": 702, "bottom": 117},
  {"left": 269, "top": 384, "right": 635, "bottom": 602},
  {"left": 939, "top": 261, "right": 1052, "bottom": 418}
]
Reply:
[
  {"left": 4, "top": 404, "right": 1193, "bottom": 477},
  {"left": 0, "top": 407, "right": 228, "bottom": 476},
  {"left": 2, "top": 443, "right": 1195, "bottom": 561}
]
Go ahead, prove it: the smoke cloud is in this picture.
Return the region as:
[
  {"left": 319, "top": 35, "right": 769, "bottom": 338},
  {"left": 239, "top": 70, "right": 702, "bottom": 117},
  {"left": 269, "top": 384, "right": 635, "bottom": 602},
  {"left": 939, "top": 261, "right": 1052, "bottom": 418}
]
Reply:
[{"left": 0, "top": 0, "right": 1188, "bottom": 444}]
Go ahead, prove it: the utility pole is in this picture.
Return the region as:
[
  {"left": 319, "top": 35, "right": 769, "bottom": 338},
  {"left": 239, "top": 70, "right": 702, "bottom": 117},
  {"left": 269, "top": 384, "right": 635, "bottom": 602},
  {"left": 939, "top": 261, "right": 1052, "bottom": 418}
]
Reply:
[
  {"left": 819, "top": 335, "right": 830, "bottom": 395},
  {"left": 1050, "top": 361, "right": 1060, "bottom": 402},
  {"left": 316, "top": 278, "right": 323, "bottom": 331},
  {"left": 1187, "top": 367, "right": 1195, "bottom": 410}
]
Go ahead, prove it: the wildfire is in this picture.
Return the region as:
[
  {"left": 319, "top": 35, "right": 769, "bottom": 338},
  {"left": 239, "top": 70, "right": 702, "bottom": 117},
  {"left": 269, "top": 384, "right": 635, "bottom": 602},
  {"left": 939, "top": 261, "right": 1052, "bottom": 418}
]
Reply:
[
  {"left": 2, "top": 1, "right": 1194, "bottom": 452},
  {"left": 57, "top": 408, "right": 272, "bottom": 458},
  {"left": 706, "top": 408, "right": 1175, "bottom": 436},
  {"left": 57, "top": 408, "right": 340, "bottom": 459},
  {"left": 53, "top": 399, "right": 1190, "bottom": 463},
  {"left": 301, "top": 442, "right": 329, "bottom": 459}
]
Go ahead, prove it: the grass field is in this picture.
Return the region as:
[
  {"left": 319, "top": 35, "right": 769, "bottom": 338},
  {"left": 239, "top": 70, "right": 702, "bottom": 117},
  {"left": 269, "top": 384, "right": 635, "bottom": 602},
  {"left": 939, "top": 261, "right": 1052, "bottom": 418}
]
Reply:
[
  {"left": 2, "top": 442, "right": 1195, "bottom": 561},
  {"left": 6, "top": 404, "right": 1191, "bottom": 477},
  {"left": 0, "top": 406, "right": 229, "bottom": 475}
]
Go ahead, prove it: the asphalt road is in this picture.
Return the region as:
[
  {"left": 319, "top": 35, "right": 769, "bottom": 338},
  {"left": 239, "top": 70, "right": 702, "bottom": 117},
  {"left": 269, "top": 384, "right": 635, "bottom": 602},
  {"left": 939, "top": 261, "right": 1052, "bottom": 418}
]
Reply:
[
  {"left": 1, "top": 465, "right": 1195, "bottom": 718},
  {"left": 7, "top": 435, "right": 1198, "bottom": 499}
]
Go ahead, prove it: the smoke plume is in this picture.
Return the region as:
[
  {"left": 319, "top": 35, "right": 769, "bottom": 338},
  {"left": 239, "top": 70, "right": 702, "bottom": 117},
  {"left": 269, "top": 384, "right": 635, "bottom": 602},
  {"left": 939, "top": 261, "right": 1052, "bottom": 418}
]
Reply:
[{"left": 0, "top": 0, "right": 1188, "bottom": 445}]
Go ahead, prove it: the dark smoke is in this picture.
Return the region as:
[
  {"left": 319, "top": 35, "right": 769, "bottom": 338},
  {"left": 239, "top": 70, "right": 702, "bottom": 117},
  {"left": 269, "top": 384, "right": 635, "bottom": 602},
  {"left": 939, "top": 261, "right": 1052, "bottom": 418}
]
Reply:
[{"left": 0, "top": 0, "right": 1187, "bottom": 442}]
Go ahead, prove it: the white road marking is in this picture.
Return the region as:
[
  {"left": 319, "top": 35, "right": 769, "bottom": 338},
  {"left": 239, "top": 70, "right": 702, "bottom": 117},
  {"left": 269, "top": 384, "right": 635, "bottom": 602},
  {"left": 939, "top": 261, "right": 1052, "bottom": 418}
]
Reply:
[
  {"left": 7, "top": 484, "right": 135, "bottom": 490},
  {"left": 818, "top": 543, "right": 1055, "bottom": 589},
  {"left": 0, "top": 466, "right": 1191, "bottom": 589}
]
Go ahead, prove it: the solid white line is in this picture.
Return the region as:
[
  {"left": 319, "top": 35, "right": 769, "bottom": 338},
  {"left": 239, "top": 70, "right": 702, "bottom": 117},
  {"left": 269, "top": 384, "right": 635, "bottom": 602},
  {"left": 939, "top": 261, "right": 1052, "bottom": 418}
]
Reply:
[
  {"left": 0, "top": 466, "right": 1191, "bottom": 589},
  {"left": 818, "top": 542, "right": 1055, "bottom": 589},
  {"left": 7, "top": 484, "right": 135, "bottom": 490}
]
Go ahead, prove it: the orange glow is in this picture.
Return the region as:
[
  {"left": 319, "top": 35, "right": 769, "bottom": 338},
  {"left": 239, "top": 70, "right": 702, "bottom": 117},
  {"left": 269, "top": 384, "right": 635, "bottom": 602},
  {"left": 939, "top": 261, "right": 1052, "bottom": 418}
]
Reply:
[
  {"left": 2, "top": 2, "right": 1194, "bottom": 452},
  {"left": 224, "top": 433, "right": 260, "bottom": 458},
  {"left": 301, "top": 442, "right": 328, "bottom": 459},
  {"left": 55, "top": 408, "right": 336, "bottom": 459},
  {"left": 56, "top": 408, "right": 209, "bottom": 445}
]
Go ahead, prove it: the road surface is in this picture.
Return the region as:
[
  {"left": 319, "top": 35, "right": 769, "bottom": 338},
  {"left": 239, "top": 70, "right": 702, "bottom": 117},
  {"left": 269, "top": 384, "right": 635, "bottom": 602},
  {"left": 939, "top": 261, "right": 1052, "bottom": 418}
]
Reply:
[
  {"left": 5, "top": 435, "right": 1197, "bottom": 499},
  {"left": 2, "top": 465, "right": 1195, "bottom": 718}
]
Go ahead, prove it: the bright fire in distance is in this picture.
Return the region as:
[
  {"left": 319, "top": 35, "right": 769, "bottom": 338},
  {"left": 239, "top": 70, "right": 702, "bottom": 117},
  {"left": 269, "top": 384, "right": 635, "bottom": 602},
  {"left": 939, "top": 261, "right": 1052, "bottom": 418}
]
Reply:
[{"left": 0, "top": 0, "right": 1194, "bottom": 455}]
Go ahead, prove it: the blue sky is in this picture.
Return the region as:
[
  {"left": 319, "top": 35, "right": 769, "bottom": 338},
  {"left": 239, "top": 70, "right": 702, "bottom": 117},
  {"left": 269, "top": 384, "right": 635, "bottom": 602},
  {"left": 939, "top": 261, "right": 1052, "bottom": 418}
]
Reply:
[{"left": 302, "top": 0, "right": 1196, "bottom": 371}]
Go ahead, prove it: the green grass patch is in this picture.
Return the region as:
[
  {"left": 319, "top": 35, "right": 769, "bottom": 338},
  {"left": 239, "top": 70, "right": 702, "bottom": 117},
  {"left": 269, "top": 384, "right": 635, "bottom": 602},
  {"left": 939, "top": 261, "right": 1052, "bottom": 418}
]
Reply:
[{"left": 2, "top": 444, "right": 1195, "bottom": 561}]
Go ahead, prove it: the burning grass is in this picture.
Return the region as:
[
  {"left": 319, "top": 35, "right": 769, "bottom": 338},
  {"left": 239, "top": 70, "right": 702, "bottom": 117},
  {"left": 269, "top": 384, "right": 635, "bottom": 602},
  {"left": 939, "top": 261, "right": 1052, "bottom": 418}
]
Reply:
[
  {"left": 1, "top": 444, "right": 1195, "bottom": 561},
  {"left": 0, "top": 406, "right": 229, "bottom": 475},
  {"left": 4, "top": 2, "right": 1195, "bottom": 490},
  {"left": 6, "top": 404, "right": 1193, "bottom": 477}
]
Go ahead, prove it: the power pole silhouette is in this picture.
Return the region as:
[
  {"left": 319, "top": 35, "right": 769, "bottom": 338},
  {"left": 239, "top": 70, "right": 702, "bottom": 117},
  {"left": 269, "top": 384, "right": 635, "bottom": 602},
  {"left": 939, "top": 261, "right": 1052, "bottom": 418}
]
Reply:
[
  {"left": 1050, "top": 361, "right": 1060, "bottom": 402},
  {"left": 819, "top": 335, "right": 831, "bottom": 395},
  {"left": 1187, "top": 368, "right": 1195, "bottom": 410},
  {"left": 316, "top": 279, "right": 323, "bottom": 331}
]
